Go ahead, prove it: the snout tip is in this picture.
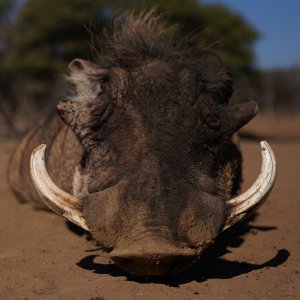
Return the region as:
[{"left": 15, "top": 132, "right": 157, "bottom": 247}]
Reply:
[{"left": 110, "top": 245, "right": 198, "bottom": 276}]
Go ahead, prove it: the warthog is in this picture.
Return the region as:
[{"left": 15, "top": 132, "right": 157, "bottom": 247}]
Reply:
[{"left": 9, "top": 12, "right": 276, "bottom": 276}]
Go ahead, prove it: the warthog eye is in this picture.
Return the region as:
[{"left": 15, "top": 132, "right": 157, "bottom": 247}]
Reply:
[
  {"left": 97, "top": 73, "right": 110, "bottom": 84},
  {"left": 95, "top": 73, "right": 110, "bottom": 97}
]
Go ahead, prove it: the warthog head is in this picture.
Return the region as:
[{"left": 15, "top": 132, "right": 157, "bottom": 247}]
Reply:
[{"left": 30, "top": 12, "right": 276, "bottom": 276}]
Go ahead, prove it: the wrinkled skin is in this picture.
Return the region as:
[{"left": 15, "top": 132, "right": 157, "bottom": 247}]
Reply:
[{"left": 9, "top": 13, "right": 257, "bottom": 276}]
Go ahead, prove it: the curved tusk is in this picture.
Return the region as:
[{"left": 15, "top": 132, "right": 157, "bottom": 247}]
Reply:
[
  {"left": 30, "top": 144, "right": 88, "bottom": 231},
  {"left": 222, "top": 141, "right": 276, "bottom": 231}
]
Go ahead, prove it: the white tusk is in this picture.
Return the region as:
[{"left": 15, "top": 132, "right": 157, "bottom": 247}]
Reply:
[
  {"left": 30, "top": 144, "right": 89, "bottom": 231},
  {"left": 222, "top": 141, "right": 276, "bottom": 231}
]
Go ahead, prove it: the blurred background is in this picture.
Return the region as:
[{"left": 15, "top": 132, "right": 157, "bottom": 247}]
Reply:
[{"left": 0, "top": 0, "right": 299, "bottom": 135}]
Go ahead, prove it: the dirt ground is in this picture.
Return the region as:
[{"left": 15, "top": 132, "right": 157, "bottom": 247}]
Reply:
[{"left": 0, "top": 113, "right": 299, "bottom": 300}]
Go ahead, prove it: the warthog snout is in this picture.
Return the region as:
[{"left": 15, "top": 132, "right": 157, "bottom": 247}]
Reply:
[{"left": 110, "top": 240, "right": 197, "bottom": 276}]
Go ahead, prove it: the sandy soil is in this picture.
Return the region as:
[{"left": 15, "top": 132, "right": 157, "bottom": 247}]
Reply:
[{"left": 0, "top": 114, "right": 299, "bottom": 300}]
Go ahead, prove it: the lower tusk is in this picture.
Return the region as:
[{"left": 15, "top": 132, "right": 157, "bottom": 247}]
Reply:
[
  {"left": 30, "top": 144, "right": 88, "bottom": 231},
  {"left": 223, "top": 141, "right": 276, "bottom": 231}
]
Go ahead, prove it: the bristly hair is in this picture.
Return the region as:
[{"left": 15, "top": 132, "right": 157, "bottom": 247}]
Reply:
[
  {"left": 98, "top": 10, "right": 213, "bottom": 68},
  {"left": 88, "top": 10, "right": 233, "bottom": 102}
]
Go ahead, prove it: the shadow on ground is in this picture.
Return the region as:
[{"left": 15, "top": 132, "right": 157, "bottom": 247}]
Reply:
[{"left": 74, "top": 215, "right": 290, "bottom": 286}]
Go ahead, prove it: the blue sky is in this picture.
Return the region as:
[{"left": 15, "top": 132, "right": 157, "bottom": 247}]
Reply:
[{"left": 203, "top": 0, "right": 300, "bottom": 69}]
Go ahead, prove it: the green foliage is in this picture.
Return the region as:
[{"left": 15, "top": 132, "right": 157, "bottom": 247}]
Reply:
[
  {"left": 0, "top": 0, "right": 13, "bottom": 23},
  {"left": 4, "top": 0, "right": 110, "bottom": 103},
  {"left": 3, "top": 0, "right": 259, "bottom": 106},
  {"left": 0, "top": 0, "right": 14, "bottom": 47},
  {"left": 0, "top": 0, "right": 14, "bottom": 92}
]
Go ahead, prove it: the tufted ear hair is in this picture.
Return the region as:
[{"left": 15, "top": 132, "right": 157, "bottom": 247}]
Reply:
[
  {"left": 68, "top": 58, "right": 101, "bottom": 76},
  {"left": 65, "top": 59, "right": 108, "bottom": 104},
  {"left": 221, "top": 101, "right": 258, "bottom": 135}
]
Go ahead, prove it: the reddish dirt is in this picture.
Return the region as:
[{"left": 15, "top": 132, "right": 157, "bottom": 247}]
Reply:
[{"left": 0, "top": 114, "right": 299, "bottom": 300}]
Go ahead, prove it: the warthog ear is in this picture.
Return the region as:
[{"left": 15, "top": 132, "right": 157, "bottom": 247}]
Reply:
[
  {"left": 221, "top": 101, "right": 258, "bottom": 135},
  {"left": 65, "top": 59, "right": 109, "bottom": 104},
  {"left": 68, "top": 58, "right": 101, "bottom": 76}
]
